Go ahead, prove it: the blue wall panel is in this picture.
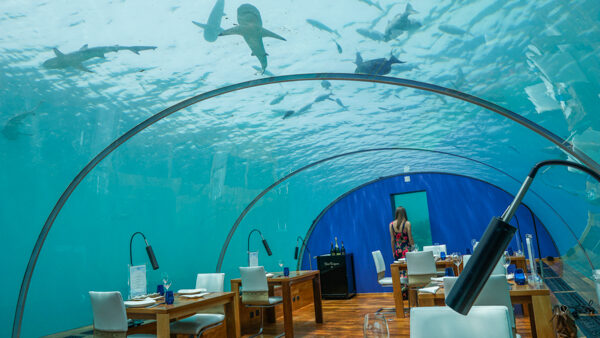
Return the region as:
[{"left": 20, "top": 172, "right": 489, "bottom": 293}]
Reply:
[{"left": 301, "top": 173, "right": 558, "bottom": 293}]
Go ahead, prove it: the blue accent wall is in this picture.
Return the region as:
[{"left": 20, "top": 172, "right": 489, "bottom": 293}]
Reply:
[{"left": 301, "top": 173, "right": 558, "bottom": 293}]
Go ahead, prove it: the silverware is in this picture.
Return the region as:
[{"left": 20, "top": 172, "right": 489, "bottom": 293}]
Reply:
[{"left": 146, "top": 302, "right": 165, "bottom": 308}]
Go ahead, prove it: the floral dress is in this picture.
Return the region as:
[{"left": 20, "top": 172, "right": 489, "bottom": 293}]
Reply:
[{"left": 391, "top": 220, "right": 410, "bottom": 260}]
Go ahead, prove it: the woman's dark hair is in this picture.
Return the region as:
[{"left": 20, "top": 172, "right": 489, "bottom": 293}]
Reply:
[{"left": 395, "top": 206, "right": 408, "bottom": 224}]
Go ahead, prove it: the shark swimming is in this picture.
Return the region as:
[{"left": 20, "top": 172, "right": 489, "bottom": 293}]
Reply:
[
  {"left": 358, "top": 0, "right": 383, "bottom": 11},
  {"left": 219, "top": 4, "right": 286, "bottom": 73},
  {"left": 42, "top": 44, "right": 157, "bottom": 72},
  {"left": 2, "top": 104, "right": 40, "bottom": 140},
  {"left": 306, "top": 19, "right": 341, "bottom": 38},
  {"left": 354, "top": 52, "right": 404, "bottom": 75},
  {"left": 192, "top": 0, "right": 225, "bottom": 42},
  {"left": 384, "top": 3, "right": 421, "bottom": 41},
  {"left": 356, "top": 28, "right": 387, "bottom": 42}
]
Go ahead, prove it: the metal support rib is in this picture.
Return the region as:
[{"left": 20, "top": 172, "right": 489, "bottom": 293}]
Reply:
[{"left": 13, "top": 73, "right": 600, "bottom": 337}]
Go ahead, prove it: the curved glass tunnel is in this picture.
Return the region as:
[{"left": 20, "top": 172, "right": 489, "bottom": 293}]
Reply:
[{"left": 2, "top": 0, "right": 600, "bottom": 336}]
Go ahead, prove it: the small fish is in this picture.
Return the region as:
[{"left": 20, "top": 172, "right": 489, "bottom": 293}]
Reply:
[
  {"left": 438, "top": 24, "right": 469, "bottom": 36},
  {"left": 333, "top": 40, "right": 342, "bottom": 54},
  {"left": 356, "top": 28, "right": 387, "bottom": 42},
  {"left": 270, "top": 92, "right": 288, "bottom": 105},
  {"left": 321, "top": 80, "right": 331, "bottom": 90},
  {"left": 354, "top": 52, "right": 405, "bottom": 75},
  {"left": 2, "top": 104, "right": 40, "bottom": 140},
  {"left": 306, "top": 19, "right": 341, "bottom": 38},
  {"left": 334, "top": 98, "right": 348, "bottom": 110},
  {"left": 283, "top": 103, "right": 313, "bottom": 119},
  {"left": 358, "top": 0, "right": 383, "bottom": 11},
  {"left": 314, "top": 93, "right": 334, "bottom": 103}
]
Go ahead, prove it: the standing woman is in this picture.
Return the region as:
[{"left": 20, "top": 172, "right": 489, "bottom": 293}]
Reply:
[{"left": 389, "top": 206, "right": 414, "bottom": 259}]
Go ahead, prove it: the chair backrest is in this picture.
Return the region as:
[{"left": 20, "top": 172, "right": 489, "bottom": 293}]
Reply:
[
  {"left": 89, "top": 291, "right": 128, "bottom": 332},
  {"left": 196, "top": 273, "right": 225, "bottom": 292},
  {"left": 423, "top": 244, "right": 447, "bottom": 257},
  {"left": 492, "top": 258, "right": 507, "bottom": 275},
  {"left": 462, "top": 254, "right": 472, "bottom": 268},
  {"left": 371, "top": 250, "right": 386, "bottom": 280},
  {"left": 443, "top": 275, "right": 515, "bottom": 330},
  {"left": 406, "top": 251, "right": 436, "bottom": 275},
  {"left": 239, "top": 266, "right": 269, "bottom": 304},
  {"left": 410, "top": 306, "right": 512, "bottom": 338}
]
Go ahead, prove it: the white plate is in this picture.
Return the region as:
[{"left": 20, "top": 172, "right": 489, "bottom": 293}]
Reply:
[
  {"left": 181, "top": 292, "right": 209, "bottom": 299},
  {"left": 124, "top": 299, "right": 155, "bottom": 307},
  {"left": 178, "top": 288, "right": 207, "bottom": 294},
  {"left": 265, "top": 273, "right": 275, "bottom": 278},
  {"left": 506, "top": 273, "right": 515, "bottom": 280}
]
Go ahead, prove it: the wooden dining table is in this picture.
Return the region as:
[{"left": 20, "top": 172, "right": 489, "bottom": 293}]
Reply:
[
  {"left": 126, "top": 292, "right": 240, "bottom": 338},
  {"left": 417, "top": 279, "right": 552, "bottom": 338},
  {"left": 230, "top": 270, "right": 323, "bottom": 338}
]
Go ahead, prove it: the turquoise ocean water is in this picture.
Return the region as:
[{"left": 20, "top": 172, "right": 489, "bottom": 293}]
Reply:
[{"left": 1, "top": 0, "right": 600, "bottom": 335}]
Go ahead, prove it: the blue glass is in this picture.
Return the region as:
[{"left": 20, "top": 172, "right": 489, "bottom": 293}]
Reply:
[
  {"left": 157, "top": 284, "right": 165, "bottom": 296},
  {"left": 445, "top": 267, "right": 454, "bottom": 276},
  {"left": 507, "top": 264, "right": 517, "bottom": 274},
  {"left": 440, "top": 252, "right": 446, "bottom": 260},
  {"left": 283, "top": 267, "right": 290, "bottom": 277},
  {"left": 507, "top": 247, "right": 514, "bottom": 256},
  {"left": 165, "top": 291, "right": 174, "bottom": 305},
  {"left": 514, "top": 269, "right": 526, "bottom": 285}
]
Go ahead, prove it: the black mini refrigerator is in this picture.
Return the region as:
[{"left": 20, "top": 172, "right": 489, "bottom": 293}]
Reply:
[{"left": 316, "top": 253, "right": 356, "bottom": 299}]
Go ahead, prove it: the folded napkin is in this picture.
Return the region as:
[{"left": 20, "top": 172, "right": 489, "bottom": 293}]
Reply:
[
  {"left": 265, "top": 273, "right": 275, "bottom": 278},
  {"left": 431, "top": 277, "right": 444, "bottom": 282},
  {"left": 178, "top": 288, "right": 207, "bottom": 294},
  {"left": 419, "top": 286, "right": 440, "bottom": 294},
  {"left": 124, "top": 298, "right": 155, "bottom": 307},
  {"left": 181, "top": 292, "right": 209, "bottom": 299},
  {"left": 506, "top": 273, "right": 514, "bottom": 280}
]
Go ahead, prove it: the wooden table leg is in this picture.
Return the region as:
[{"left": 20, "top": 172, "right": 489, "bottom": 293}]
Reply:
[
  {"left": 312, "top": 273, "right": 324, "bottom": 323},
  {"left": 282, "top": 281, "right": 294, "bottom": 338},
  {"left": 156, "top": 313, "right": 170, "bottom": 338},
  {"left": 418, "top": 293, "right": 435, "bottom": 307},
  {"left": 391, "top": 264, "right": 405, "bottom": 318},
  {"left": 224, "top": 293, "right": 241, "bottom": 338},
  {"left": 531, "top": 294, "right": 553, "bottom": 338},
  {"left": 266, "top": 284, "right": 276, "bottom": 323}
]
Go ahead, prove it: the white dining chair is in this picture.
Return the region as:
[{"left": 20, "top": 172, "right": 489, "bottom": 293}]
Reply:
[
  {"left": 239, "top": 266, "right": 284, "bottom": 338},
  {"left": 371, "top": 250, "right": 404, "bottom": 313},
  {"left": 89, "top": 291, "right": 155, "bottom": 337},
  {"left": 170, "top": 273, "right": 226, "bottom": 337},
  {"left": 422, "top": 244, "right": 447, "bottom": 258},
  {"left": 406, "top": 251, "right": 437, "bottom": 307},
  {"left": 443, "top": 275, "right": 518, "bottom": 336},
  {"left": 410, "top": 306, "right": 513, "bottom": 338}
]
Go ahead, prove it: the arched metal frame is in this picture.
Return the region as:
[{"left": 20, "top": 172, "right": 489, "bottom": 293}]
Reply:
[
  {"left": 216, "top": 147, "right": 588, "bottom": 273},
  {"left": 296, "top": 170, "right": 564, "bottom": 272},
  {"left": 12, "top": 73, "right": 600, "bottom": 337}
]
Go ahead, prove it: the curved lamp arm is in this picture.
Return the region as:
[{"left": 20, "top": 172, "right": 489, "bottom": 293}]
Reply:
[
  {"left": 247, "top": 229, "right": 272, "bottom": 257},
  {"left": 129, "top": 231, "right": 159, "bottom": 270},
  {"left": 447, "top": 160, "right": 600, "bottom": 315}
]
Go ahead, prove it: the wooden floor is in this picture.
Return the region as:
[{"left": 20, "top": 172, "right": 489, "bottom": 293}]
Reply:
[{"left": 249, "top": 293, "right": 533, "bottom": 337}]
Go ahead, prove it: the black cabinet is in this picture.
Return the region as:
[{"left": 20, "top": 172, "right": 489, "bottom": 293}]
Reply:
[{"left": 316, "top": 253, "right": 356, "bottom": 299}]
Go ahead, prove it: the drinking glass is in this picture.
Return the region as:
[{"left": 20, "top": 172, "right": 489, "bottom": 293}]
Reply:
[
  {"left": 278, "top": 259, "right": 284, "bottom": 271},
  {"left": 363, "top": 313, "right": 389, "bottom": 337},
  {"left": 452, "top": 253, "right": 462, "bottom": 274},
  {"left": 471, "top": 239, "right": 477, "bottom": 249},
  {"left": 502, "top": 251, "right": 511, "bottom": 274},
  {"left": 161, "top": 272, "right": 172, "bottom": 292}
]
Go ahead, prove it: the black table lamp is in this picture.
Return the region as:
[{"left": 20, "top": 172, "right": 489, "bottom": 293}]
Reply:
[
  {"left": 247, "top": 229, "right": 272, "bottom": 265},
  {"left": 129, "top": 231, "right": 159, "bottom": 270},
  {"left": 447, "top": 160, "right": 600, "bottom": 315},
  {"left": 294, "top": 236, "right": 313, "bottom": 270}
]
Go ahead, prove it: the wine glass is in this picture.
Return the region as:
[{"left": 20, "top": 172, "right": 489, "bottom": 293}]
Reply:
[
  {"left": 161, "top": 272, "right": 171, "bottom": 293},
  {"left": 502, "top": 251, "right": 511, "bottom": 274},
  {"left": 278, "top": 260, "right": 284, "bottom": 274},
  {"left": 471, "top": 239, "right": 476, "bottom": 249},
  {"left": 452, "top": 253, "right": 462, "bottom": 274},
  {"left": 363, "top": 313, "right": 389, "bottom": 337}
]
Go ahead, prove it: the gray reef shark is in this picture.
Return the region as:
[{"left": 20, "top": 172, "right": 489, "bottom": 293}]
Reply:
[
  {"left": 220, "top": 4, "right": 286, "bottom": 73},
  {"left": 384, "top": 3, "right": 421, "bottom": 41},
  {"left": 356, "top": 28, "right": 387, "bottom": 42},
  {"left": 2, "top": 104, "right": 40, "bottom": 140},
  {"left": 42, "top": 44, "right": 157, "bottom": 72},
  {"left": 192, "top": 0, "right": 225, "bottom": 42},
  {"left": 354, "top": 52, "right": 404, "bottom": 75}
]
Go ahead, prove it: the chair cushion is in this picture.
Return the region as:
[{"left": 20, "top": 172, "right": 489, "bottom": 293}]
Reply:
[
  {"left": 379, "top": 277, "right": 394, "bottom": 286},
  {"left": 244, "top": 296, "right": 283, "bottom": 306},
  {"left": 410, "top": 306, "right": 512, "bottom": 338},
  {"left": 170, "top": 314, "right": 225, "bottom": 335}
]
